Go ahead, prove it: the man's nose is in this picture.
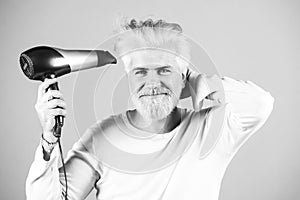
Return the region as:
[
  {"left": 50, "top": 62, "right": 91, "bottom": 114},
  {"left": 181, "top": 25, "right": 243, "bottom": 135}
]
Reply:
[{"left": 146, "top": 70, "right": 161, "bottom": 84}]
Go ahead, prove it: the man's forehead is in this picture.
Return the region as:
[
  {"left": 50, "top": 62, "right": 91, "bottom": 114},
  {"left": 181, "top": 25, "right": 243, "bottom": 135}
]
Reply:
[{"left": 122, "top": 49, "right": 179, "bottom": 69}]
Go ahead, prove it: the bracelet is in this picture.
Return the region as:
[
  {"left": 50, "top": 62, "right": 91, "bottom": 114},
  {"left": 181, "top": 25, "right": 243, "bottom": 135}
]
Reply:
[
  {"left": 41, "top": 133, "right": 58, "bottom": 145},
  {"left": 41, "top": 133, "right": 58, "bottom": 155}
]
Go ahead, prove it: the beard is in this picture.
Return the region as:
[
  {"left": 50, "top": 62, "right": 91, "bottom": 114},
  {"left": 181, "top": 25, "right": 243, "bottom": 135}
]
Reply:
[{"left": 131, "top": 84, "right": 179, "bottom": 122}]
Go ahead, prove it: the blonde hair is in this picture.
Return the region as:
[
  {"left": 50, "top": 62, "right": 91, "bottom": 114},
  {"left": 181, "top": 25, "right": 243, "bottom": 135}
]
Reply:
[{"left": 113, "top": 18, "right": 191, "bottom": 74}]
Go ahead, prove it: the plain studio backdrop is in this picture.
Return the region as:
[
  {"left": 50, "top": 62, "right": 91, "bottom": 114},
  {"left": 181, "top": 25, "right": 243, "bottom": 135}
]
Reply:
[{"left": 0, "top": 0, "right": 299, "bottom": 199}]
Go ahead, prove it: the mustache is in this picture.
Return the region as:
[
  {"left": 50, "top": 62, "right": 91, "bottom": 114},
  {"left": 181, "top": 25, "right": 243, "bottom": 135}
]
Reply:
[{"left": 137, "top": 85, "right": 172, "bottom": 98}]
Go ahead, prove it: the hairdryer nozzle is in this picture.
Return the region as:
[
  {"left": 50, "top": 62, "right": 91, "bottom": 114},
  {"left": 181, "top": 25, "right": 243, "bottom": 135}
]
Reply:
[{"left": 96, "top": 50, "right": 117, "bottom": 66}]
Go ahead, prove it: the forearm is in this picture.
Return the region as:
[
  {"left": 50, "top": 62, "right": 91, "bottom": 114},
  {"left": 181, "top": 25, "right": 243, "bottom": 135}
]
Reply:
[
  {"left": 186, "top": 69, "right": 274, "bottom": 132},
  {"left": 221, "top": 76, "right": 275, "bottom": 128},
  {"left": 26, "top": 135, "right": 102, "bottom": 200},
  {"left": 187, "top": 69, "right": 274, "bottom": 119},
  {"left": 26, "top": 142, "right": 63, "bottom": 200}
]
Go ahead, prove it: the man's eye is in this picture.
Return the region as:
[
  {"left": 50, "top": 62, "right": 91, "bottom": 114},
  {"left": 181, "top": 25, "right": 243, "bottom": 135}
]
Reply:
[
  {"left": 135, "top": 70, "right": 147, "bottom": 76},
  {"left": 159, "top": 68, "right": 171, "bottom": 75}
]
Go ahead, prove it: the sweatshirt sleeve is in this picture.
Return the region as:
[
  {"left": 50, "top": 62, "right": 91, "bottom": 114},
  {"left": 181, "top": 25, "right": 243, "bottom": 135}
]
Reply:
[
  {"left": 218, "top": 76, "right": 275, "bottom": 155},
  {"left": 25, "top": 124, "right": 102, "bottom": 200},
  {"left": 25, "top": 140, "right": 62, "bottom": 200}
]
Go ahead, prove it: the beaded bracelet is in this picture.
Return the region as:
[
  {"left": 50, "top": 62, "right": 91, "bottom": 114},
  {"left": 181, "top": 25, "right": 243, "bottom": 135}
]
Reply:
[
  {"left": 41, "top": 133, "right": 58, "bottom": 155},
  {"left": 41, "top": 133, "right": 58, "bottom": 145}
]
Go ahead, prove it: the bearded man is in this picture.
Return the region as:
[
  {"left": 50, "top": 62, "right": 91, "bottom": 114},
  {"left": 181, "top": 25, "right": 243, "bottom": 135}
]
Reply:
[{"left": 26, "top": 18, "right": 275, "bottom": 200}]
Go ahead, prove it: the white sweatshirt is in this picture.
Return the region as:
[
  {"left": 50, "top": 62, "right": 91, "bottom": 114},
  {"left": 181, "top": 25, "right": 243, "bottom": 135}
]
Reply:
[{"left": 26, "top": 76, "right": 275, "bottom": 200}]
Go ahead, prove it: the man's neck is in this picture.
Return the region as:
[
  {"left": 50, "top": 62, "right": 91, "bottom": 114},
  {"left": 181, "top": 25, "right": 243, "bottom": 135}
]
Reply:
[{"left": 128, "top": 107, "right": 184, "bottom": 134}]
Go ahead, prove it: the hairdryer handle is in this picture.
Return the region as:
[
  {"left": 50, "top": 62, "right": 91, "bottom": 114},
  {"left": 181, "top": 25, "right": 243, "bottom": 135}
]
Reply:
[{"left": 46, "top": 81, "right": 64, "bottom": 138}]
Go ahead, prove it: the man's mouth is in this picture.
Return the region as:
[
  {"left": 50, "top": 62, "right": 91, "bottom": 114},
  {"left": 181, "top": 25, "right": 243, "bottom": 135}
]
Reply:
[{"left": 139, "top": 93, "right": 169, "bottom": 98}]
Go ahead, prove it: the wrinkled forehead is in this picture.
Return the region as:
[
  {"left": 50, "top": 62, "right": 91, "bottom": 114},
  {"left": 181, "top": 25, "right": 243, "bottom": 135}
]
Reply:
[{"left": 121, "top": 49, "right": 182, "bottom": 72}]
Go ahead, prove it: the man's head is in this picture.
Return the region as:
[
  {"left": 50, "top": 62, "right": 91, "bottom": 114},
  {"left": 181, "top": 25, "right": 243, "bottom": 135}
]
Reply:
[{"left": 114, "top": 18, "right": 191, "bottom": 122}]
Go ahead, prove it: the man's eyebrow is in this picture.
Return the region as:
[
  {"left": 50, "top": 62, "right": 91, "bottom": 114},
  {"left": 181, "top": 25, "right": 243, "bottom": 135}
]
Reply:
[
  {"left": 132, "top": 67, "right": 149, "bottom": 71},
  {"left": 132, "top": 65, "right": 172, "bottom": 72},
  {"left": 155, "top": 65, "right": 172, "bottom": 70}
]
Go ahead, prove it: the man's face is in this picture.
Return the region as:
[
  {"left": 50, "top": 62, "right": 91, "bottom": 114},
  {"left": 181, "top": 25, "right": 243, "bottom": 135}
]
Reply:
[{"left": 124, "top": 49, "right": 185, "bottom": 122}]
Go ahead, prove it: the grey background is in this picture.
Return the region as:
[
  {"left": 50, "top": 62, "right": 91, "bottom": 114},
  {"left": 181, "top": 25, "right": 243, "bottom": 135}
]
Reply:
[{"left": 0, "top": 0, "right": 299, "bottom": 199}]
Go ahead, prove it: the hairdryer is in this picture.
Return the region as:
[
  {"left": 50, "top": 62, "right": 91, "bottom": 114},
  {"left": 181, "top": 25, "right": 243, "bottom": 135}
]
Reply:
[
  {"left": 19, "top": 46, "right": 117, "bottom": 81},
  {"left": 19, "top": 46, "right": 117, "bottom": 137}
]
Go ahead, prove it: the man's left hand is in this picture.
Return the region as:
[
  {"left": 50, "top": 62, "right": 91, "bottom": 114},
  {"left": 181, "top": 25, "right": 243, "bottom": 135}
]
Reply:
[{"left": 180, "top": 69, "right": 225, "bottom": 111}]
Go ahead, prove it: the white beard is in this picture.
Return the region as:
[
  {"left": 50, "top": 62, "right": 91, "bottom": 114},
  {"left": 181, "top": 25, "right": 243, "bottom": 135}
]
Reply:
[{"left": 131, "top": 85, "right": 179, "bottom": 122}]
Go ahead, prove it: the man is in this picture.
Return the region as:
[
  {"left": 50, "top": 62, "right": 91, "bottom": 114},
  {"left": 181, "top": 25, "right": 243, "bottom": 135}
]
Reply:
[{"left": 26, "top": 18, "right": 275, "bottom": 200}]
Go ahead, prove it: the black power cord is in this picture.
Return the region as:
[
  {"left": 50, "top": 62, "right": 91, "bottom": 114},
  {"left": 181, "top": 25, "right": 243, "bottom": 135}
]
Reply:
[
  {"left": 54, "top": 125, "right": 68, "bottom": 200},
  {"left": 57, "top": 137, "right": 68, "bottom": 200}
]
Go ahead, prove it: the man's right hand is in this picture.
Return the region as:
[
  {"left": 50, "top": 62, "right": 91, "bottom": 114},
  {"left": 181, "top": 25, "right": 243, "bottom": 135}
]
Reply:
[{"left": 35, "top": 78, "right": 67, "bottom": 143}]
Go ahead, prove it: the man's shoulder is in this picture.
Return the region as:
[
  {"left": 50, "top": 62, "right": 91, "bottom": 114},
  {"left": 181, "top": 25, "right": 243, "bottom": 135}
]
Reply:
[
  {"left": 91, "top": 112, "right": 125, "bottom": 134},
  {"left": 79, "top": 112, "right": 125, "bottom": 146}
]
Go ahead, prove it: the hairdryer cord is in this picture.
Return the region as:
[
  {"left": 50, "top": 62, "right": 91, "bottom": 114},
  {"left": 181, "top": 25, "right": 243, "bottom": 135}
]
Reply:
[{"left": 56, "top": 128, "right": 68, "bottom": 200}]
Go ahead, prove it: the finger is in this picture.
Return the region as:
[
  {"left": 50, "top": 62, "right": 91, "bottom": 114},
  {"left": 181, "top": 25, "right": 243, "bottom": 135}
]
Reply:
[
  {"left": 41, "top": 89, "right": 64, "bottom": 102},
  {"left": 185, "top": 68, "right": 192, "bottom": 81},
  {"left": 41, "top": 90, "right": 64, "bottom": 103},
  {"left": 48, "top": 108, "right": 67, "bottom": 117},
  {"left": 46, "top": 99, "right": 66, "bottom": 109},
  {"left": 37, "top": 78, "right": 58, "bottom": 100}
]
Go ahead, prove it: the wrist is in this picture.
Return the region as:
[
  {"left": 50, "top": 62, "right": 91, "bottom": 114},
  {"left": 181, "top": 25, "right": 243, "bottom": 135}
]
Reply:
[
  {"left": 43, "top": 131, "right": 58, "bottom": 143},
  {"left": 41, "top": 133, "right": 58, "bottom": 154}
]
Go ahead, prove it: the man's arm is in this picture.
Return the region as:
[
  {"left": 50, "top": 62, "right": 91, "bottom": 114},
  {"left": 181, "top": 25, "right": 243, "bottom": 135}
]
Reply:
[
  {"left": 184, "top": 70, "right": 275, "bottom": 154},
  {"left": 26, "top": 78, "right": 102, "bottom": 200},
  {"left": 26, "top": 125, "right": 101, "bottom": 200},
  {"left": 221, "top": 76, "right": 274, "bottom": 131},
  {"left": 219, "top": 76, "right": 274, "bottom": 154},
  {"left": 184, "top": 70, "right": 274, "bottom": 126},
  {"left": 26, "top": 141, "right": 62, "bottom": 200}
]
